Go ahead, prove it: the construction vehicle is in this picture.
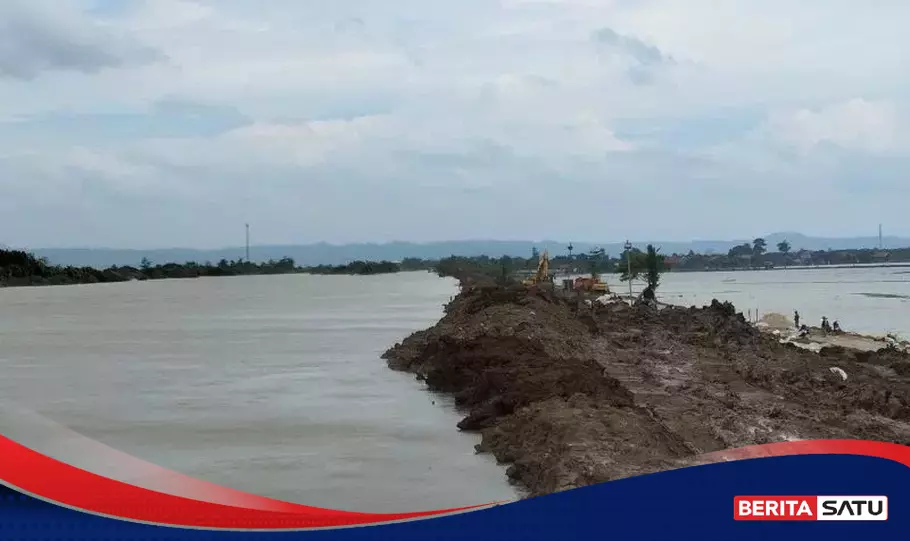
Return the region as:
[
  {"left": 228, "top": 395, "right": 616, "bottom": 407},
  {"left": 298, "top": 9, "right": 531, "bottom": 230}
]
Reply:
[
  {"left": 571, "top": 248, "right": 609, "bottom": 293},
  {"left": 522, "top": 250, "right": 553, "bottom": 286},
  {"left": 573, "top": 272, "right": 609, "bottom": 293}
]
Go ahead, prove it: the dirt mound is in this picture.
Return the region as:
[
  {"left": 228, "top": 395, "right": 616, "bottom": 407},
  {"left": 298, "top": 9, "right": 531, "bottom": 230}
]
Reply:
[
  {"left": 421, "top": 336, "right": 633, "bottom": 429},
  {"left": 384, "top": 284, "right": 591, "bottom": 373},
  {"left": 383, "top": 284, "right": 910, "bottom": 496},
  {"left": 758, "top": 312, "right": 793, "bottom": 330}
]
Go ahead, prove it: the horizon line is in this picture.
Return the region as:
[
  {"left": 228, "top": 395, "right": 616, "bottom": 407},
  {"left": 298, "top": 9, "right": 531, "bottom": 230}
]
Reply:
[{"left": 15, "top": 232, "right": 910, "bottom": 253}]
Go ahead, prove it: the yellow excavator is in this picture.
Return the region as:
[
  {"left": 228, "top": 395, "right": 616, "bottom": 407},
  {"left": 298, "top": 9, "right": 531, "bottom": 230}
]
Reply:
[
  {"left": 573, "top": 272, "right": 609, "bottom": 293},
  {"left": 573, "top": 249, "right": 609, "bottom": 293},
  {"left": 522, "top": 250, "right": 553, "bottom": 286}
]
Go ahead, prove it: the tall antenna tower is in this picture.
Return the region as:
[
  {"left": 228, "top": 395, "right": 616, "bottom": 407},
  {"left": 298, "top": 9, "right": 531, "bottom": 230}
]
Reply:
[{"left": 245, "top": 223, "right": 250, "bottom": 263}]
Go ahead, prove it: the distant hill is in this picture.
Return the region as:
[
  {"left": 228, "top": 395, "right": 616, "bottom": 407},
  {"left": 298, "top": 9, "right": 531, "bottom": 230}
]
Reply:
[{"left": 27, "top": 233, "right": 910, "bottom": 268}]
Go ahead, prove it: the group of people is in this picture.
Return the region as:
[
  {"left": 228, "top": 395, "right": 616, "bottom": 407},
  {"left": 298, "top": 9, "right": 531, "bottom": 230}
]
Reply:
[{"left": 794, "top": 311, "right": 841, "bottom": 337}]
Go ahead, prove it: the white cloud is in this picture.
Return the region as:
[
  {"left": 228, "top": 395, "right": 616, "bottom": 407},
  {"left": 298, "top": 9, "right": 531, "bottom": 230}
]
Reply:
[
  {"left": 1, "top": 0, "right": 910, "bottom": 247},
  {"left": 765, "top": 99, "right": 905, "bottom": 154}
]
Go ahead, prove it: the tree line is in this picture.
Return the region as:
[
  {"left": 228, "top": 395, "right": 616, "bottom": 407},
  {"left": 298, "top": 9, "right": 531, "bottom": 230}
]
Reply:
[
  {"left": 0, "top": 249, "right": 405, "bottom": 287},
  {"left": 4, "top": 238, "right": 908, "bottom": 289},
  {"left": 430, "top": 245, "right": 667, "bottom": 297},
  {"left": 672, "top": 237, "right": 910, "bottom": 271},
  {"left": 1, "top": 245, "right": 666, "bottom": 292}
]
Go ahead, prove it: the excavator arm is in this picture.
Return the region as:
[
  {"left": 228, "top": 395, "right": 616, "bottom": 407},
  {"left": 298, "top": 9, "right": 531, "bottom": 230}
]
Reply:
[
  {"left": 537, "top": 250, "right": 549, "bottom": 282},
  {"left": 523, "top": 250, "right": 551, "bottom": 286}
]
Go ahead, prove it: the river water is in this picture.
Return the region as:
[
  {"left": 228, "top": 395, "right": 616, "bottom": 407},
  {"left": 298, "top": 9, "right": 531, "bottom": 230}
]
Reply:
[
  {"left": 655, "top": 267, "right": 910, "bottom": 338},
  {"left": 0, "top": 272, "right": 517, "bottom": 512},
  {"left": 2, "top": 267, "right": 907, "bottom": 512}
]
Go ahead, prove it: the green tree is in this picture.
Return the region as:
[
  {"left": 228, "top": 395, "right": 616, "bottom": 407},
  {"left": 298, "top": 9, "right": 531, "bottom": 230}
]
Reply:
[
  {"left": 617, "top": 248, "right": 646, "bottom": 282},
  {"left": 140, "top": 257, "right": 152, "bottom": 270},
  {"left": 777, "top": 240, "right": 791, "bottom": 254},
  {"left": 750, "top": 237, "right": 768, "bottom": 268},
  {"left": 728, "top": 243, "right": 752, "bottom": 258},
  {"left": 641, "top": 244, "right": 663, "bottom": 301},
  {"left": 401, "top": 257, "right": 429, "bottom": 271}
]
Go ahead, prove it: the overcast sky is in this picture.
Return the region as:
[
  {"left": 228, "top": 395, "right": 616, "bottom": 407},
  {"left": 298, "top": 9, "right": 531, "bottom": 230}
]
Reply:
[{"left": 2, "top": 0, "right": 909, "bottom": 248}]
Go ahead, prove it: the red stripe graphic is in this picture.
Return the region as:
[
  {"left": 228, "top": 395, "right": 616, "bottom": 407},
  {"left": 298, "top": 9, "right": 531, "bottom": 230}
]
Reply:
[
  {"left": 1, "top": 408, "right": 373, "bottom": 512},
  {"left": 0, "top": 434, "right": 491, "bottom": 529},
  {"left": 698, "top": 440, "right": 910, "bottom": 468},
  {"left": 0, "top": 435, "right": 908, "bottom": 530}
]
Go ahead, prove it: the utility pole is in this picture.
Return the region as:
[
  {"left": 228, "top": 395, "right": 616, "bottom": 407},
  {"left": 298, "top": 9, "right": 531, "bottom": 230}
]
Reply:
[
  {"left": 624, "top": 240, "right": 633, "bottom": 305},
  {"left": 245, "top": 223, "right": 250, "bottom": 263},
  {"left": 879, "top": 224, "right": 883, "bottom": 250}
]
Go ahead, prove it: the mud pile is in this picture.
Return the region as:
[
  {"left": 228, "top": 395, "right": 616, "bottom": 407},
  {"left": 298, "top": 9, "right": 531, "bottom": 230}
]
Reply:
[{"left": 383, "top": 284, "right": 910, "bottom": 497}]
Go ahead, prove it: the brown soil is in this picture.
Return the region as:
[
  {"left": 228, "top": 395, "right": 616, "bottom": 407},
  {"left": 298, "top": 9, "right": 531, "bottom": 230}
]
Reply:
[{"left": 382, "top": 283, "right": 910, "bottom": 497}]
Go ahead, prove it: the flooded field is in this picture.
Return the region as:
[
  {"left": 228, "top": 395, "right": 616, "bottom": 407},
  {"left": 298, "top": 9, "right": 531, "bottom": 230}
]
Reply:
[{"left": 656, "top": 267, "right": 910, "bottom": 338}]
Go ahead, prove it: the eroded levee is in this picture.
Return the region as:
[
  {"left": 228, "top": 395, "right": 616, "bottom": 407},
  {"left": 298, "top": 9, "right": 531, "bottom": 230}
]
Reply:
[{"left": 383, "top": 283, "right": 910, "bottom": 497}]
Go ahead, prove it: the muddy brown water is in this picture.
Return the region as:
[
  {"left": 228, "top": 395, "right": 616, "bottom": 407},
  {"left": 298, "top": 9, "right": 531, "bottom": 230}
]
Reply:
[
  {"left": 1, "top": 266, "right": 906, "bottom": 510},
  {"left": 653, "top": 267, "right": 910, "bottom": 338},
  {"left": 0, "top": 272, "right": 518, "bottom": 512}
]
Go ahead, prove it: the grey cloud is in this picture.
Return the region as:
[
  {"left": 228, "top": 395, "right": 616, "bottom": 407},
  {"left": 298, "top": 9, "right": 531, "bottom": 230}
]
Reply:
[
  {"left": 593, "top": 27, "right": 674, "bottom": 66},
  {"left": 627, "top": 66, "right": 655, "bottom": 85},
  {"left": 0, "top": 99, "right": 250, "bottom": 147},
  {"left": 806, "top": 147, "right": 910, "bottom": 195},
  {"left": 389, "top": 140, "right": 524, "bottom": 181},
  {"left": 3, "top": 1, "right": 910, "bottom": 247},
  {"left": 5, "top": 126, "right": 910, "bottom": 248},
  {"left": 0, "top": 2, "right": 162, "bottom": 79},
  {"left": 334, "top": 17, "right": 366, "bottom": 35},
  {"left": 593, "top": 27, "right": 674, "bottom": 85}
]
